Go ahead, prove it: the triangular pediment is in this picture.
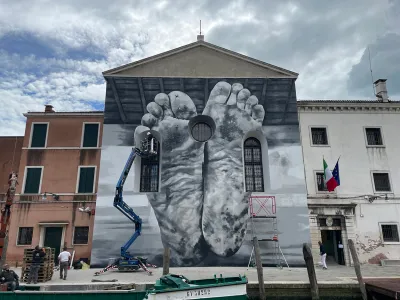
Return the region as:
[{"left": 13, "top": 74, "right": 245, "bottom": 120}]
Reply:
[{"left": 103, "top": 41, "right": 297, "bottom": 78}]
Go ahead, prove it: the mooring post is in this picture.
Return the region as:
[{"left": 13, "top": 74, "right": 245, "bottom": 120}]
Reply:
[
  {"left": 253, "top": 237, "right": 266, "bottom": 300},
  {"left": 302, "top": 243, "right": 319, "bottom": 300},
  {"left": 348, "top": 239, "right": 367, "bottom": 300},
  {"left": 162, "top": 247, "right": 170, "bottom": 275}
]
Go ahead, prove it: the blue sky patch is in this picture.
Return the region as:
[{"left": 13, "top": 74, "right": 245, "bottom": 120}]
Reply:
[
  {"left": 0, "top": 31, "right": 105, "bottom": 61},
  {"left": 0, "top": 32, "right": 55, "bottom": 59}
]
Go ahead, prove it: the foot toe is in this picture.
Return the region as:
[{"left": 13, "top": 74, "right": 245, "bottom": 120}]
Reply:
[
  {"left": 226, "top": 83, "right": 243, "bottom": 105},
  {"left": 141, "top": 113, "right": 158, "bottom": 128},
  {"left": 252, "top": 104, "right": 265, "bottom": 123},
  {"left": 154, "top": 93, "right": 174, "bottom": 117},
  {"left": 245, "top": 95, "right": 258, "bottom": 115},
  {"left": 169, "top": 91, "right": 197, "bottom": 120},
  {"left": 146, "top": 102, "right": 163, "bottom": 118},
  {"left": 237, "top": 88, "right": 250, "bottom": 110},
  {"left": 134, "top": 125, "right": 151, "bottom": 146},
  {"left": 208, "top": 81, "right": 231, "bottom": 105}
]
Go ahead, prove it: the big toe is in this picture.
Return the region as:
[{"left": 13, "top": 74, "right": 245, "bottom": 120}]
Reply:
[
  {"left": 169, "top": 91, "right": 197, "bottom": 120},
  {"left": 207, "top": 81, "right": 231, "bottom": 105}
]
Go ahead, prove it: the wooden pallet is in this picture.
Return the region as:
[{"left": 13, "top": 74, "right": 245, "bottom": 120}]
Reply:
[
  {"left": 21, "top": 267, "right": 54, "bottom": 274},
  {"left": 21, "top": 248, "right": 56, "bottom": 283},
  {"left": 22, "top": 262, "right": 55, "bottom": 268},
  {"left": 22, "top": 261, "right": 55, "bottom": 266},
  {"left": 21, "top": 271, "right": 54, "bottom": 282}
]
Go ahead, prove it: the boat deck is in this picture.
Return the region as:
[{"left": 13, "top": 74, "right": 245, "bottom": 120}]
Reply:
[{"left": 364, "top": 278, "right": 400, "bottom": 299}]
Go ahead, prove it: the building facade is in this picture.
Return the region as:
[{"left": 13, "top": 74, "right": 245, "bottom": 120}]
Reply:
[
  {"left": 6, "top": 105, "right": 103, "bottom": 265},
  {"left": 299, "top": 80, "right": 400, "bottom": 266},
  {"left": 91, "top": 36, "right": 310, "bottom": 268}
]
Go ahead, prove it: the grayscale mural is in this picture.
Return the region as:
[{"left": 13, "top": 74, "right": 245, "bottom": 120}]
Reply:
[{"left": 92, "top": 77, "right": 310, "bottom": 267}]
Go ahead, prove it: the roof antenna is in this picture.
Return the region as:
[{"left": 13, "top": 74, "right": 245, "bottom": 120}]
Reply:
[
  {"left": 368, "top": 46, "right": 375, "bottom": 96},
  {"left": 197, "top": 20, "right": 204, "bottom": 41}
]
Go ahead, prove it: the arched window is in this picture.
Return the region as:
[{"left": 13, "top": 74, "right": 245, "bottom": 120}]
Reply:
[
  {"left": 140, "top": 141, "right": 160, "bottom": 192},
  {"left": 244, "top": 137, "right": 264, "bottom": 192}
]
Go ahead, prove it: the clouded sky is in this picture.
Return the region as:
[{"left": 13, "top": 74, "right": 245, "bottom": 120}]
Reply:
[{"left": 0, "top": 0, "right": 399, "bottom": 135}]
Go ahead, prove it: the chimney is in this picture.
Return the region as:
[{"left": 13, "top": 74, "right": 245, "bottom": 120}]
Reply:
[
  {"left": 44, "top": 105, "right": 55, "bottom": 113},
  {"left": 197, "top": 34, "right": 204, "bottom": 41},
  {"left": 374, "top": 79, "right": 389, "bottom": 102}
]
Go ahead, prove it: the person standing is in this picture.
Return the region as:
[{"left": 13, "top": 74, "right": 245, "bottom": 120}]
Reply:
[
  {"left": 58, "top": 247, "right": 71, "bottom": 280},
  {"left": 27, "top": 246, "right": 46, "bottom": 284},
  {"left": 0, "top": 264, "right": 19, "bottom": 291},
  {"left": 318, "top": 241, "right": 327, "bottom": 270},
  {"left": 338, "top": 241, "right": 345, "bottom": 265}
]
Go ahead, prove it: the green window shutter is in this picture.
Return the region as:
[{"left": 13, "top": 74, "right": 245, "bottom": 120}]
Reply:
[
  {"left": 24, "top": 168, "right": 42, "bottom": 193},
  {"left": 31, "top": 124, "right": 47, "bottom": 147},
  {"left": 82, "top": 124, "right": 99, "bottom": 147},
  {"left": 78, "top": 167, "right": 95, "bottom": 193}
]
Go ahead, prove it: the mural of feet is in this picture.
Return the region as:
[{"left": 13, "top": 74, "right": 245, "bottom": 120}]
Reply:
[
  {"left": 134, "top": 81, "right": 266, "bottom": 265},
  {"left": 136, "top": 91, "right": 207, "bottom": 266},
  {"left": 201, "top": 82, "right": 266, "bottom": 257}
]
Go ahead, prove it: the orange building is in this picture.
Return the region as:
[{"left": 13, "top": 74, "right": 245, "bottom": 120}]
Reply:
[{"left": 5, "top": 105, "right": 103, "bottom": 266}]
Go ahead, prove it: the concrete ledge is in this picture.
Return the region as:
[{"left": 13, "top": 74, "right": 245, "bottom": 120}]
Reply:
[{"left": 381, "top": 259, "right": 400, "bottom": 266}]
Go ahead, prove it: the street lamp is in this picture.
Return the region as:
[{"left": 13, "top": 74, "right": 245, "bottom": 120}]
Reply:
[{"left": 42, "top": 192, "right": 60, "bottom": 201}]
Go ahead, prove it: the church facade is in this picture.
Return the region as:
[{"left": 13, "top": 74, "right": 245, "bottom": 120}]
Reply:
[{"left": 91, "top": 36, "right": 310, "bottom": 267}]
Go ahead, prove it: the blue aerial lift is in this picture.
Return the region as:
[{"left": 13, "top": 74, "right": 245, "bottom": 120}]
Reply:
[{"left": 94, "top": 132, "right": 158, "bottom": 276}]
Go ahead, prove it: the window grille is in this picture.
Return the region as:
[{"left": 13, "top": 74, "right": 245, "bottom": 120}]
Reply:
[{"left": 244, "top": 138, "right": 264, "bottom": 192}]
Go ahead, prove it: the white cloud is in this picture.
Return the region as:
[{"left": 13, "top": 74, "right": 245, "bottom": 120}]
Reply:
[{"left": 0, "top": 0, "right": 399, "bottom": 135}]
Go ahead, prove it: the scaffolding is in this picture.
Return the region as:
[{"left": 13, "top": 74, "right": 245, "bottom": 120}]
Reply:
[{"left": 247, "top": 195, "right": 289, "bottom": 269}]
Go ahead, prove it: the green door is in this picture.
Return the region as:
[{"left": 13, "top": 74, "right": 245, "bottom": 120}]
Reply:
[{"left": 44, "top": 227, "right": 63, "bottom": 264}]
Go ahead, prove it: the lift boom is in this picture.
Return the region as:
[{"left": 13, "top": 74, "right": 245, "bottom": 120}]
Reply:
[
  {"left": 94, "top": 132, "right": 158, "bottom": 276},
  {"left": 114, "top": 148, "right": 143, "bottom": 260}
]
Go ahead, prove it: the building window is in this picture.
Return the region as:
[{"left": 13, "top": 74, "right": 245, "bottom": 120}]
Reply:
[
  {"left": 77, "top": 167, "right": 96, "bottom": 193},
  {"left": 365, "top": 128, "right": 383, "bottom": 146},
  {"left": 373, "top": 172, "right": 391, "bottom": 192},
  {"left": 381, "top": 224, "right": 399, "bottom": 243},
  {"left": 244, "top": 138, "right": 264, "bottom": 192},
  {"left": 30, "top": 123, "right": 48, "bottom": 148},
  {"left": 316, "top": 172, "right": 327, "bottom": 192},
  {"left": 23, "top": 167, "right": 43, "bottom": 194},
  {"left": 82, "top": 123, "right": 99, "bottom": 147},
  {"left": 73, "top": 226, "right": 89, "bottom": 245},
  {"left": 191, "top": 122, "right": 213, "bottom": 142},
  {"left": 17, "top": 227, "right": 33, "bottom": 245},
  {"left": 311, "top": 127, "right": 328, "bottom": 145},
  {"left": 140, "top": 141, "right": 160, "bottom": 192}
]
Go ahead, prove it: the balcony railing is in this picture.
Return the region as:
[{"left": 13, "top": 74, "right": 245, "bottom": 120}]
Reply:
[{"left": 0, "top": 193, "right": 97, "bottom": 202}]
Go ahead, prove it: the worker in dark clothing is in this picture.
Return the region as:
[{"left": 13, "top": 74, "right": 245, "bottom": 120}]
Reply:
[
  {"left": 318, "top": 241, "right": 327, "bottom": 269},
  {"left": 0, "top": 264, "right": 19, "bottom": 291},
  {"left": 27, "top": 245, "right": 46, "bottom": 284}
]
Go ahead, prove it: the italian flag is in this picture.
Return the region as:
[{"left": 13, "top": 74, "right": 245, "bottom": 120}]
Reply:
[{"left": 323, "top": 158, "right": 338, "bottom": 192}]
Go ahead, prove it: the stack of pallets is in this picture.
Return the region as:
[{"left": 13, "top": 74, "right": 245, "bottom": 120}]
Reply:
[{"left": 20, "top": 248, "right": 55, "bottom": 283}]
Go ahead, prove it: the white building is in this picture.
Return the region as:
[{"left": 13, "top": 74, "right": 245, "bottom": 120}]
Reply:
[{"left": 298, "top": 79, "right": 400, "bottom": 266}]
